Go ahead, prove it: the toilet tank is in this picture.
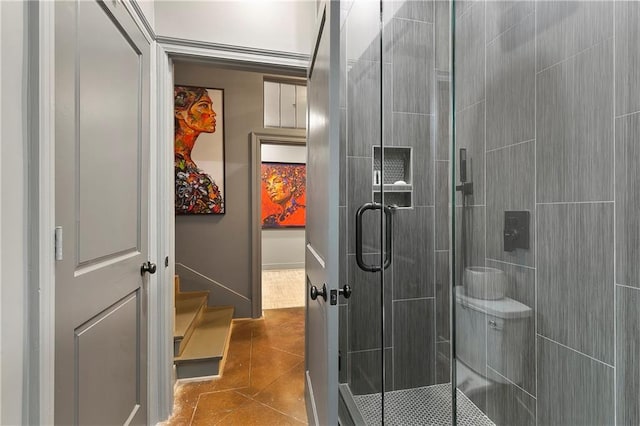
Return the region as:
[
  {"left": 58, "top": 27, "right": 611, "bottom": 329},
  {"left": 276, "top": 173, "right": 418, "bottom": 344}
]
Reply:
[{"left": 455, "top": 288, "right": 532, "bottom": 385}]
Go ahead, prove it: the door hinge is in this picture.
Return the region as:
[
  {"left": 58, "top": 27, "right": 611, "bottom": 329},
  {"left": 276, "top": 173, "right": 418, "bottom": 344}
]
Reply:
[{"left": 54, "top": 226, "right": 63, "bottom": 261}]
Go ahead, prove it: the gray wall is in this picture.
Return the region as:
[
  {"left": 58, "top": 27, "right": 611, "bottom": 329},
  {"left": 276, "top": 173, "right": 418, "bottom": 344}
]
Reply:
[
  {"left": 454, "top": 1, "right": 640, "bottom": 424},
  {"left": 174, "top": 63, "right": 304, "bottom": 318},
  {"left": 338, "top": 0, "right": 450, "bottom": 393}
]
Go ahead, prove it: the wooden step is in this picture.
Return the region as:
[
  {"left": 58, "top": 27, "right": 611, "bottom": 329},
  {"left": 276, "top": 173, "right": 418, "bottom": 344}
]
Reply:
[
  {"left": 174, "top": 306, "right": 234, "bottom": 380},
  {"left": 174, "top": 291, "right": 209, "bottom": 357}
]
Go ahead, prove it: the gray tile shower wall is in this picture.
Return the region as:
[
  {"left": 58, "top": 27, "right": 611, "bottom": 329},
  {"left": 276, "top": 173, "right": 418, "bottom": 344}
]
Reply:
[
  {"left": 537, "top": 203, "right": 614, "bottom": 364},
  {"left": 615, "top": 113, "right": 640, "bottom": 289},
  {"left": 393, "top": 298, "right": 436, "bottom": 390},
  {"left": 455, "top": 1, "right": 485, "bottom": 110},
  {"left": 485, "top": 9, "right": 535, "bottom": 152},
  {"left": 454, "top": 1, "right": 639, "bottom": 425},
  {"left": 536, "top": 38, "right": 614, "bottom": 203},
  {"left": 435, "top": 161, "right": 449, "bottom": 250},
  {"left": 537, "top": 336, "right": 614, "bottom": 426},
  {"left": 393, "top": 207, "right": 435, "bottom": 299},
  {"left": 486, "top": 141, "right": 535, "bottom": 267},
  {"left": 616, "top": 285, "right": 640, "bottom": 425},
  {"left": 614, "top": 2, "right": 640, "bottom": 424},
  {"left": 615, "top": 1, "right": 640, "bottom": 117}
]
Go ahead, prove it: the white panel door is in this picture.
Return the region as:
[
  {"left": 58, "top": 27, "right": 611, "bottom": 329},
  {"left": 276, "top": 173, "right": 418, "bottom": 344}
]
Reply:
[
  {"left": 305, "top": 2, "right": 341, "bottom": 425},
  {"left": 54, "top": 1, "right": 150, "bottom": 424}
]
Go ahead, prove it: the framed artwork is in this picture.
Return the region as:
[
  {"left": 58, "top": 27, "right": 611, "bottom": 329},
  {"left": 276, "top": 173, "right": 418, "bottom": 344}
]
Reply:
[
  {"left": 174, "top": 86, "right": 225, "bottom": 214},
  {"left": 261, "top": 162, "right": 306, "bottom": 228}
]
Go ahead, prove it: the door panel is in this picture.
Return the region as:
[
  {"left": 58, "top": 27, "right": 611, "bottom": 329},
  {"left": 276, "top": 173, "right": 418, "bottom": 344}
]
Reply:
[
  {"left": 305, "top": 2, "right": 340, "bottom": 425},
  {"left": 77, "top": 292, "right": 140, "bottom": 425},
  {"left": 55, "top": 1, "right": 150, "bottom": 424},
  {"left": 78, "top": 0, "right": 142, "bottom": 264}
]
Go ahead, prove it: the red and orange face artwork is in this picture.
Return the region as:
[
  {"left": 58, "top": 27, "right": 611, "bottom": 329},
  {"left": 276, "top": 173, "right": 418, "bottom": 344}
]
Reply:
[
  {"left": 174, "top": 86, "right": 225, "bottom": 215},
  {"left": 261, "top": 162, "right": 306, "bottom": 228}
]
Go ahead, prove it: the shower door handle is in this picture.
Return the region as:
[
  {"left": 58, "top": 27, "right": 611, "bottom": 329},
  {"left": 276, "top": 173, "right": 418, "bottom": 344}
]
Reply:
[{"left": 355, "top": 202, "right": 393, "bottom": 272}]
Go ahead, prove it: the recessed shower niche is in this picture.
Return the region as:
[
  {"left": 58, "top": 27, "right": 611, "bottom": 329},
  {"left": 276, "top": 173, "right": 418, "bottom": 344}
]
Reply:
[{"left": 372, "top": 146, "right": 413, "bottom": 208}]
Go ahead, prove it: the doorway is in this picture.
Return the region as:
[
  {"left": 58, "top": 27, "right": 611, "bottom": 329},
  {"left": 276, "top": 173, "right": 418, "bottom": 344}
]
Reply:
[
  {"left": 163, "top": 57, "right": 309, "bottom": 423},
  {"left": 251, "top": 135, "right": 307, "bottom": 312}
]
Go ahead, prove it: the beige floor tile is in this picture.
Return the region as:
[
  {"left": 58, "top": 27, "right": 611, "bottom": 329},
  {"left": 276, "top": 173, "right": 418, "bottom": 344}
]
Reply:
[{"left": 262, "top": 269, "right": 305, "bottom": 309}]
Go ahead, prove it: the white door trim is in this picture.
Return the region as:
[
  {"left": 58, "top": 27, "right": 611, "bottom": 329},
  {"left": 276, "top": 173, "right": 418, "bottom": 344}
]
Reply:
[
  {"left": 250, "top": 131, "right": 306, "bottom": 318},
  {"left": 37, "top": 1, "right": 55, "bottom": 424}
]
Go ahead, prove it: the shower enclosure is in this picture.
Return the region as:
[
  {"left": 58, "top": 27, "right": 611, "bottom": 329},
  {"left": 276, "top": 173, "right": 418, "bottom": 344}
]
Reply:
[{"left": 334, "top": 0, "right": 640, "bottom": 425}]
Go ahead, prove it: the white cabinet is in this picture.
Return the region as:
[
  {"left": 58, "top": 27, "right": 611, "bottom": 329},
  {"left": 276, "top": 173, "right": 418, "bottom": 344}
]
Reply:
[{"left": 264, "top": 81, "right": 307, "bottom": 129}]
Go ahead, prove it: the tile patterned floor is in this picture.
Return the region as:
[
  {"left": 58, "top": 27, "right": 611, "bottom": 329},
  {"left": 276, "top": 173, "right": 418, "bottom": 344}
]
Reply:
[
  {"left": 262, "top": 269, "right": 306, "bottom": 309},
  {"left": 164, "top": 308, "right": 307, "bottom": 425},
  {"left": 352, "top": 384, "right": 495, "bottom": 426}
]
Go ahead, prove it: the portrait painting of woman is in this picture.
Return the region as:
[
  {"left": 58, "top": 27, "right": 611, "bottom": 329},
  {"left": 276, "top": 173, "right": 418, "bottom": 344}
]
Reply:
[
  {"left": 174, "top": 85, "right": 225, "bottom": 214},
  {"left": 261, "top": 162, "right": 306, "bottom": 228}
]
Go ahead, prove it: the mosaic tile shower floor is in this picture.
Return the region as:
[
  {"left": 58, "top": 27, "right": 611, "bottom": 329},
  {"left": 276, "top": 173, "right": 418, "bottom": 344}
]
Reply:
[{"left": 352, "top": 383, "right": 495, "bottom": 426}]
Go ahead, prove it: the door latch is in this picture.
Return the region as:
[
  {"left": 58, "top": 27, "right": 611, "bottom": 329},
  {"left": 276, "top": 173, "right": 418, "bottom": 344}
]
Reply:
[
  {"left": 330, "top": 284, "right": 352, "bottom": 305},
  {"left": 54, "top": 226, "right": 63, "bottom": 261}
]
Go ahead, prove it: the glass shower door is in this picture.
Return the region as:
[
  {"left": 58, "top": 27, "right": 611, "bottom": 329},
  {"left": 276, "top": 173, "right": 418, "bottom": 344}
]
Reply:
[
  {"left": 337, "top": 0, "right": 387, "bottom": 423},
  {"left": 338, "top": 0, "right": 454, "bottom": 424}
]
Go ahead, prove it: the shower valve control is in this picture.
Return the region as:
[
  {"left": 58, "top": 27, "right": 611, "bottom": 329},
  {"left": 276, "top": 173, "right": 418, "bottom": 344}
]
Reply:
[{"left": 504, "top": 211, "right": 530, "bottom": 252}]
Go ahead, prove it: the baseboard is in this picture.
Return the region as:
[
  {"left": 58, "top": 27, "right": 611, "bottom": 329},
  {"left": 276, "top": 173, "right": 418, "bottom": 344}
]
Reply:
[{"left": 262, "top": 262, "right": 305, "bottom": 270}]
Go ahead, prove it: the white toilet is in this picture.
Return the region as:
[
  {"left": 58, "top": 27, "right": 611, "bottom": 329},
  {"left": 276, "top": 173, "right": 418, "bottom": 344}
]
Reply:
[{"left": 455, "top": 266, "right": 533, "bottom": 390}]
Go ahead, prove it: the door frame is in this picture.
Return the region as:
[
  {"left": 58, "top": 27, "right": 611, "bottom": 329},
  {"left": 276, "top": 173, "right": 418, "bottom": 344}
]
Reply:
[
  {"left": 250, "top": 132, "right": 306, "bottom": 316},
  {"left": 35, "top": 2, "right": 310, "bottom": 423},
  {"left": 35, "top": 0, "right": 157, "bottom": 424},
  {"left": 155, "top": 41, "right": 308, "bottom": 417}
]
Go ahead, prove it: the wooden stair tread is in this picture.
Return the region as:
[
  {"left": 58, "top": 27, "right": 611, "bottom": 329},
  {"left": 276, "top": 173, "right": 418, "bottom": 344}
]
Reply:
[
  {"left": 174, "top": 292, "right": 208, "bottom": 339},
  {"left": 175, "top": 306, "right": 234, "bottom": 362}
]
